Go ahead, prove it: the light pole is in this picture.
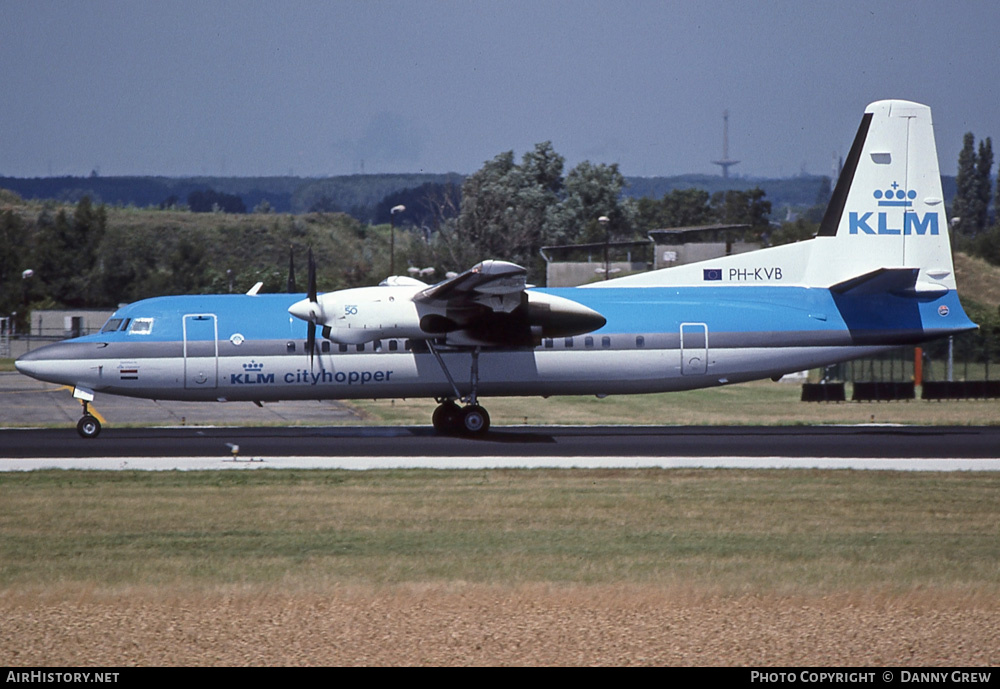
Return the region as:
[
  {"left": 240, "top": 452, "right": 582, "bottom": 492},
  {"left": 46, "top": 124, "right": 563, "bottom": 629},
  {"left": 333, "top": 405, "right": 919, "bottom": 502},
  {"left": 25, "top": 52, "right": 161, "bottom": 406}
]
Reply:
[
  {"left": 390, "top": 205, "right": 406, "bottom": 276},
  {"left": 21, "top": 269, "right": 33, "bottom": 347},
  {"left": 599, "top": 216, "right": 610, "bottom": 280}
]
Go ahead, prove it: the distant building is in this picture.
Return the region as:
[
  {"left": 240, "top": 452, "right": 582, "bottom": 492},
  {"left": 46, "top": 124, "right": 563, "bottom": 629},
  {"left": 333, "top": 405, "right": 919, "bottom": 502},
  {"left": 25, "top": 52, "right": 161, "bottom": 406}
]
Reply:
[
  {"left": 541, "top": 224, "right": 756, "bottom": 287},
  {"left": 31, "top": 309, "right": 114, "bottom": 338},
  {"left": 540, "top": 241, "right": 652, "bottom": 287},
  {"left": 648, "top": 224, "right": 756, "bottom": 270}
]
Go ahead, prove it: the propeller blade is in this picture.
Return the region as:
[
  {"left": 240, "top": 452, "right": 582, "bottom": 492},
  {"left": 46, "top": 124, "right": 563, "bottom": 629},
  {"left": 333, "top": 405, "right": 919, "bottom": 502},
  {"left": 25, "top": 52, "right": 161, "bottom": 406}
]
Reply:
[
  {"left": 307, "top": 248, "right": 317, "bottom": 304},
  {"left": 307, "top": 321, "right": 316, "bottom": 367},
  {"left": 287, "top": 245, "right": 297, "bottom": 293},
  {"left": 306, "top": 248, "right": 318, "bottom": 368}
]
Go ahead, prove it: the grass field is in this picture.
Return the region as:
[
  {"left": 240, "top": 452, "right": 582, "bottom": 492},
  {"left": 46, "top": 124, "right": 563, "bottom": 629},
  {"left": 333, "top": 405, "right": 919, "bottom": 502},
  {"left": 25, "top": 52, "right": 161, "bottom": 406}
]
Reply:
[
  {"left": 4, "top": 462, "right": 999, "bottom": 665},
  {"left": 2, "top": 468, "right": 998, "bottom": 595},
  {"left": 347, "top": 380, "right": 1000, "bottom": 427}
]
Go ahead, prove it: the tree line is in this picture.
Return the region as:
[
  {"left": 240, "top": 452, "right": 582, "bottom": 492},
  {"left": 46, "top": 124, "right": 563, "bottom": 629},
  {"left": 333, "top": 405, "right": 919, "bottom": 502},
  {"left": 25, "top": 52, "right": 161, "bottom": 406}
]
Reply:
[
  {"left": 421, "top": 142, "right": 778, "bottom": 279},
  {"left": 1, "top": 133, "right": 995, "bottom": 334},
  {"left": 952, "top": 133, "right": 1000, "bottom": 265}
]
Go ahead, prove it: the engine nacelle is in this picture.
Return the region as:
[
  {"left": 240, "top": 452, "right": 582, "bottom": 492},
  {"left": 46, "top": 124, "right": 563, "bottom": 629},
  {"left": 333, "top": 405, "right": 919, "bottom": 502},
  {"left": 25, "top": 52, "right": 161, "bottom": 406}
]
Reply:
[
  {"left": 313, "top": 285, "right": 432, "bottom": 345},
  {"left": 289, "top": 281, "right": 605, "bottom": 347},
  {"left": 440, "top": 291, "right": 606, "bottom": 347}
]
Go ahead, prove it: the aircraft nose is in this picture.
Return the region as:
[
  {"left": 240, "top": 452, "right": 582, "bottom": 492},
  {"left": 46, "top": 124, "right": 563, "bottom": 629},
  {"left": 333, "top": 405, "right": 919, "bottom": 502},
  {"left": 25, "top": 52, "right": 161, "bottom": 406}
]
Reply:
[
  {"left": 15, "top": 346, "right": 59, "bottom": 383},
  {"left": 14, "top": 353, "right": 37, "bottom": 377},
  {"left": 14, "top": 341, "right": 106, "bottom": 387}
]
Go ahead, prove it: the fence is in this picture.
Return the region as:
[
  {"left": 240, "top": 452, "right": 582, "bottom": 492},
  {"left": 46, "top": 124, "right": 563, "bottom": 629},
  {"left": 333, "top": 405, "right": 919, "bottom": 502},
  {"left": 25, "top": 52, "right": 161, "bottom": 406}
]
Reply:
[{"left": 803, "top": 329, "right": 1000, "bottom": 402}]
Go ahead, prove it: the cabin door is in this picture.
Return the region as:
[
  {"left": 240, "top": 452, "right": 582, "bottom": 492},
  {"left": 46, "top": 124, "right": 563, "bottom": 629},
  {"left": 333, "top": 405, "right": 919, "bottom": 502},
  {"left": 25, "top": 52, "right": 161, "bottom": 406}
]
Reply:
[
  {"left": 680, "top": 322, "right": 708, "bottom": 375},
  {"left": 183, "top": 313, "right": 219, "bottom": 389}
]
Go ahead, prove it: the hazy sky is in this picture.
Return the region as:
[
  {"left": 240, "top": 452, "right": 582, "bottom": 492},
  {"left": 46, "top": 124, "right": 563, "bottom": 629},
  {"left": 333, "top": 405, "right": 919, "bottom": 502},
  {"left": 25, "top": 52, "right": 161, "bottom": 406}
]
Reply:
[{"left": 2, "top": 0, "right": 998, "bottom": 180}]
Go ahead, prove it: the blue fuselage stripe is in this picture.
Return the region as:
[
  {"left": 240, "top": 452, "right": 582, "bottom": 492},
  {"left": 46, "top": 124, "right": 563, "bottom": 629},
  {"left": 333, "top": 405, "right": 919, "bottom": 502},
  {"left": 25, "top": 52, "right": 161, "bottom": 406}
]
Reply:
[{"left": 68, "top": 286, "right": 973, "bottom": 346}]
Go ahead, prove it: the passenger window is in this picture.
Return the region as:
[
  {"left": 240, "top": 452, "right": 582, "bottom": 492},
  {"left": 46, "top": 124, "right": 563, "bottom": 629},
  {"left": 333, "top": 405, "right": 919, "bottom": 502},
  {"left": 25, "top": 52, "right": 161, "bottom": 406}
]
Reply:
[
  {"left": 321, "top": 341, "right": 330, "bottom": 353},
  {"left": 564, "top": 337, "right": 574, "bottom": 348},
  {"left": 339, "top": 344, "right": 348, "bottom": 353},
  {"left": 635, "top": 335, "right": 645, "bottom": 348},
  {"left": 356, "top": 344, "right": 365, "bottom": 352},
  {"left": 129, "top": 318, "right": 154, "bottom": 335},
  {"left": 389, "top": 340, "right": 398, "bottom": 352},
  {"left": 544, "top": 339, "right": 553, "bottom": 349},
  {"left": 585, "top": 336, "right": 594, "bottom": 348},
  {"left": 602, "top": 336, "right": 611, "bottom": 348},
  {"left": 286, "top": 342, "right": 296, "bottom": 352}
]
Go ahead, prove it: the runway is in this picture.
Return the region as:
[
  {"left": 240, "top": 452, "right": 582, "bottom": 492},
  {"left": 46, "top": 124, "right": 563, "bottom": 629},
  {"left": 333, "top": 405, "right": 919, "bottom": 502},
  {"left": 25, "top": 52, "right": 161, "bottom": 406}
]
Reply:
[{"left": 2, "top": 425, "right": 999, "bottom": 471}]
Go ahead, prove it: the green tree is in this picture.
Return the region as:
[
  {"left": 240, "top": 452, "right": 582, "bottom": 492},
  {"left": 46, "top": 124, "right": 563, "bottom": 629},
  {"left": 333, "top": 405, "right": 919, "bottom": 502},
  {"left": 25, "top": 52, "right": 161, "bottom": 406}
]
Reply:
[
  {"left": 448, "top": 143, "right": 565, "bottom": 275},
  {"left": 546, "top": 161, "right": 633, "bottom": 245},
  {"left": 444, "top": 143, "right": 640, "bottom": 281},
  {"left": 33, "top": 197, "right": 108, "bottom": 307},
  {"left": 769, "top": 217, "right": 818, "bottom": 246},
  {"left": 710, "top": 187, "right": 771, "bottom": 230},
  {"left": 635, "top": 188, "right": 714, "bottom": 232},
  {"left": 167, "top": 236, "right": 209, "bottom": 295},
  {"left": 0, "top": 210, "right": 29, "bottom": 326},
  {"left": 33, "top": 209, "right": 74, "bottom": 305},
  {"left": 976, "top": 137, "right": 993, "bottom": 230},
  {"left": 953, "top": 132, "right": 986, "bottom": 237}
]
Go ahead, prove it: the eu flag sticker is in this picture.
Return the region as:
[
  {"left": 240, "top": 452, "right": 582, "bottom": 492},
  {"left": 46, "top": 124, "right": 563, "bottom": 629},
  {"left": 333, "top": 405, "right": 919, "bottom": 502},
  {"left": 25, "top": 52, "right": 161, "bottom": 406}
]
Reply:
[{"left": 703, "top": 269, "right": 722, "bottom": 281}]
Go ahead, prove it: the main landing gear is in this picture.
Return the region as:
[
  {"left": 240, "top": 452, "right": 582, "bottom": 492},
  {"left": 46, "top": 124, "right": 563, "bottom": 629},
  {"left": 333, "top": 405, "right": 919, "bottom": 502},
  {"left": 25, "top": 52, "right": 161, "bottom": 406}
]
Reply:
[
  {"left": 77, "top": 401, "right": 102, "bottom": 439},
  {"left": 432, "top": 399, "right": 490, "bottom": 436},
  {"left": 427, "top": 343, "right": 491, "bottom": 436}
]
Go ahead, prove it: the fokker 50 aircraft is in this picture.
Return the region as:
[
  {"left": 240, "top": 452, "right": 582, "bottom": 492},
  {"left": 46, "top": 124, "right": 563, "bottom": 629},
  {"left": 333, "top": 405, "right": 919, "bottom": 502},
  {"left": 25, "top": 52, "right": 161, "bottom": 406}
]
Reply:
[{"left": 16, "top": 100, "right": 977, "bottom": 437}]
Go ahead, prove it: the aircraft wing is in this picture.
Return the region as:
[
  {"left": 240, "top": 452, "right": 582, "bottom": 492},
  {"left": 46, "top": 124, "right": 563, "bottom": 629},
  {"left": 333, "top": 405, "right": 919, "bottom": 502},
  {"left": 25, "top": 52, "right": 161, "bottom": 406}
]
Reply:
[
  {"left": 414, "top": 260, "right": 527, "bottom": 314},
  {"left": 412, "top": 260, "right": 604, "bottom": 347},
  {"left": 289, "top": 258, "right": 605, "bottom": 348}
]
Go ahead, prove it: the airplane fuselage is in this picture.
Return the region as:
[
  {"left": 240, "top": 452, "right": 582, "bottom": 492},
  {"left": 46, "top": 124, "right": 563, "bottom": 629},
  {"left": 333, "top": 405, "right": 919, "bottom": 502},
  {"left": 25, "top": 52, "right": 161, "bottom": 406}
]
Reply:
[{"left": 16, "top": 283, "right": 971, "bottom": 403}]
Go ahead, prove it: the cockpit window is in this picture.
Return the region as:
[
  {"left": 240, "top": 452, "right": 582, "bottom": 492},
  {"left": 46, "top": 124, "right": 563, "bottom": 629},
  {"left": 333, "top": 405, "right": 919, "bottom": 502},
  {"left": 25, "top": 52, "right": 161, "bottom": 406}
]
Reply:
[
  {"left": 129, "top": 318, "right": 154, "bottom": 335},
  {"left": 100, "top": 318, "right": 123, "bottom": 333}
]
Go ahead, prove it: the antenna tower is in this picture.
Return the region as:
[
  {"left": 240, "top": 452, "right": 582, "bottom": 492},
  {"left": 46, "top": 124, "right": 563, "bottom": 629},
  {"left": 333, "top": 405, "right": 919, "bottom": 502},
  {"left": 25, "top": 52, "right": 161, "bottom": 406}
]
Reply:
[{"left": 711, "top": 110, "right": 740, "bottom": 178}]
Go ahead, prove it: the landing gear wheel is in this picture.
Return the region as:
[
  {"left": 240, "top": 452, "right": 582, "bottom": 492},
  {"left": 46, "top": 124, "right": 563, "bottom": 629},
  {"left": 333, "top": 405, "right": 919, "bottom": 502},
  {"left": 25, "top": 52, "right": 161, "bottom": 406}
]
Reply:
[
  {"left": 77, "top": 414, "right": 101, "bottom": 439},
  {"left": 432, "top": 400, "right": 462, "bottom": 434},
  {"left": 460, "top": 405, "right": 490, "bottom": 435}
]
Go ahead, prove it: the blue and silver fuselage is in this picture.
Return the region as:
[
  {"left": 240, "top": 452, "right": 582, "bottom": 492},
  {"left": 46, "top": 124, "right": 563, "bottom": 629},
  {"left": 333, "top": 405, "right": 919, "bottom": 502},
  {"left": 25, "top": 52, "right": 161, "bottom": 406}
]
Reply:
[{"left": 15, "top": 284, "right": 974, "bottom": 403}]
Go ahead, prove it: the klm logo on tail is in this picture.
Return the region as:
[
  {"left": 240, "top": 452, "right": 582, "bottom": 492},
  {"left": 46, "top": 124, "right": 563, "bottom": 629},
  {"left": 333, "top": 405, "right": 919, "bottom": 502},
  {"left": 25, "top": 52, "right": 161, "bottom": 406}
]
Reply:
[{"left": 849, "top": 183, "right": 939, "bottom": 236}]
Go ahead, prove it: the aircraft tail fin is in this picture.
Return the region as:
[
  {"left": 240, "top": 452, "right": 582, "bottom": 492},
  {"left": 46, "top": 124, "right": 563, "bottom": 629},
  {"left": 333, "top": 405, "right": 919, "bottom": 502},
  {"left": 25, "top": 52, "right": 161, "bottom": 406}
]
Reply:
[
  {"left": 809, "top": 99, "right": 955, "bottom": 290},
  {"left": 593, "top": 100, "right": 957, "bottom": 292}
]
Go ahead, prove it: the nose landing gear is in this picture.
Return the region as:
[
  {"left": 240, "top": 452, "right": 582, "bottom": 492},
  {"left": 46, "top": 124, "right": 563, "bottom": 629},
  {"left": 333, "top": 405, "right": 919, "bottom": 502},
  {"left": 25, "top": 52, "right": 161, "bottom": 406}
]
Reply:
[{"left": 76, "top": 401, "right": 102, "bottom": 439}]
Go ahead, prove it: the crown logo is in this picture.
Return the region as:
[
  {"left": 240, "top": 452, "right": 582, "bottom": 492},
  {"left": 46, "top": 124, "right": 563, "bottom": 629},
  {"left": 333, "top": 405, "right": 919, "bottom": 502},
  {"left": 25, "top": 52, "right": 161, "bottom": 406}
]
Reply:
[
  {"left": 242, "top": 360, "right": 264, "bottom": 372},
  {"left": 873, "top": 182, "right": 916, "bottom": 207}
]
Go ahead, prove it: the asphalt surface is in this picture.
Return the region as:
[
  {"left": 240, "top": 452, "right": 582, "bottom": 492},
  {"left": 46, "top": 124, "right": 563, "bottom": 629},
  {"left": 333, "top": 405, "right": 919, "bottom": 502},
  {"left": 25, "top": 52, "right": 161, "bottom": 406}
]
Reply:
[
  {"left": 3, "top": 372, "right": 998, "bottom": 468},
  {"left": 0, "top": 371, "right": 362, "bottom": 427},
  {"left": 2, "top": 424, "right": 999, "bottom": 461}
]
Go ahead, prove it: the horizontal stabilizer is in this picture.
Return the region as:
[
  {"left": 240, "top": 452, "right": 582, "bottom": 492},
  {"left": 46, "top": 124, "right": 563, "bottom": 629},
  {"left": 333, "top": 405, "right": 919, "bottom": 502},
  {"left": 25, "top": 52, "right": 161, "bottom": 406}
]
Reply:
[{"left": 830, "top": 268, "right": 919, "bottom": 296}]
